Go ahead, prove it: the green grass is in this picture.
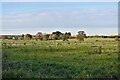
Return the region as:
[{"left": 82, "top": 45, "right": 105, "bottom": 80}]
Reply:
[{"left": 2, "top": 38, "right": 119, "bottom": 78}]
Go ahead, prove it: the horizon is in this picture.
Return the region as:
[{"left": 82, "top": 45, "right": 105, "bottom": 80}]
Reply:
[
  {"left": 1, "top": 2, "right": 118, "bottom": 36},
  {"left": 0, "top": 30, "right": 118, "bottom": 36}
]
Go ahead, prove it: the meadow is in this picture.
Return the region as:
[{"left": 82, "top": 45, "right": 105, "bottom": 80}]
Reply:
[{"left": 1, "top": 38, "right": 119, "bottom": 79}]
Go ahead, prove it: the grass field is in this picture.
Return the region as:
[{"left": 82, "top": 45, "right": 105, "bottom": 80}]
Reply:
[{"left": 1, "top": 38, "right": 119, "bottom": 78}]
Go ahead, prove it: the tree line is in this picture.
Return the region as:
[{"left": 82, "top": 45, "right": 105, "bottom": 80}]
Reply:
[
  {"left": 22, "top": 31, "right": 85, "bottom": 41},
  {"left": 1, "top": 31, "right": 120, "bottom": 41},
  {"left": 1, "top": 31, "right": 86, "bottom": 41}
]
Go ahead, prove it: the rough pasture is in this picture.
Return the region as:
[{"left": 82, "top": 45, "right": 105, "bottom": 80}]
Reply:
[{"left": 2, "top": 38, "right": 119, "bottom": 79}]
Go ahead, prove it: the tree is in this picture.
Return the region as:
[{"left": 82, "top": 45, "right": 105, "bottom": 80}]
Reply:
[
  {"left": 76, "top": 31, "right": 86, "bottom": 41},
  {"left": 67, "top": 32, "right": 71, "bottom": 37},
  {"left": 24, "top": 34, "right": 32, "bottom": 40},
  {"left": 65, "top": 32, "right": 71, "bottom": 38},
  {"left": 22, "top": 34, "right": 24, "bottom": 37},
  {"left": 62, "top": 32, "right": 71, "bottom": 41},
  {"left": 2, "top": 35, "right": 8, "bottom": 39},
  {"left": 52, "top": 31, "right": 63, "bottom": 40},
  {"left": 49, "top": 34, "right": 55, "bottom": 40},
  {"left": 52, "top": 34, "right": 57, "bottom": 40},
  {"left": 21, "top": 34, "right": 24, "bottom": 40},
  {"left": 52, "top": 31, "right": 62, "bottom": 35},
  {"left": 43, "top": 33, "right": 49, "bottom": 40},
  {"left": 35, "top": 32, "right": 44, "bottom": 40}
]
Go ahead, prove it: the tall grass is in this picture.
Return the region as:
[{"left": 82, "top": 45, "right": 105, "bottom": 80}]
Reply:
[{"left": 2, "top": 38, "right": 118, "bottom": 78}]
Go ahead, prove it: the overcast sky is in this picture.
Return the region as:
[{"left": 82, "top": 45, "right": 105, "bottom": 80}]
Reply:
[{"left": 1, "top": 2, "right": 118, "bottom": 36}]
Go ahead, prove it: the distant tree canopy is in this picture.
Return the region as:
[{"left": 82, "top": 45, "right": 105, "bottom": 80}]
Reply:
[
  {"left": 43, "top": 33, "right": 49, "bottom": 40},
  {"left": 49, "top": 34, "right": 57, "bottom": 40},
  {"left": 2, "top": 31, "right": 120, "bottom": 41},
  {"left": 78, "top": 31, "right": 86, "bottom": 38},
  {"left": 2, "top": 35, "right": 8, "bottom": 39},
  {"left": 65, "top": 32, "right": 71, "bottom": 38},
  {"left": 62, "top": 32, "right": 71, "bottom": 41},
  {"left": 21, "top": 34, "right": 24, "bottom": 39},
  {"left": 35, "top": 32, "right": 44, "bottom": 40},
  {"left": 52, "top": 31, "right": 62, "bottom": 35},
  {"left": 24, "top": 34, "right": 32, "bottom": 40},
  {"left": 76, "top": 31, "right": 86, "bottom": 41},
  {"left": 52, "top": 31, "right": 63, "bottom": 40}
]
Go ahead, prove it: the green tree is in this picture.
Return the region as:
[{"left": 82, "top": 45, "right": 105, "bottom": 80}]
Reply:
[
  {"left": 43, "top": 33, "right": 49, "bottom": 40},
  {"left": 52, "top": 31, "right": 63, "bottom": 40},
  {"left": 24, "top": 34, "right": 32, "bottom": 40},
  {"left": 35, "top": 32, "right": 44, "bottom": 40},
  {"left": 76, "top": 31, "right": 86, "bottom": 41},
  {"left": 63, "top": 32, "right": 71, "bottom": 41}
]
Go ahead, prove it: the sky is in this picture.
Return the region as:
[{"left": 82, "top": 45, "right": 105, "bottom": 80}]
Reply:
[
  {"left": 1, "top": 0, "right": 119, "bottom": 2},
  {"left": 1, "top": 2, "right": 118, "bottom": 36}
]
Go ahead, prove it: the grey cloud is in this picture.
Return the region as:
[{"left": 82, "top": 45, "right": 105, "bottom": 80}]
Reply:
[{"left": 2, "top": 9, "right": 117, "bottom": 35}]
